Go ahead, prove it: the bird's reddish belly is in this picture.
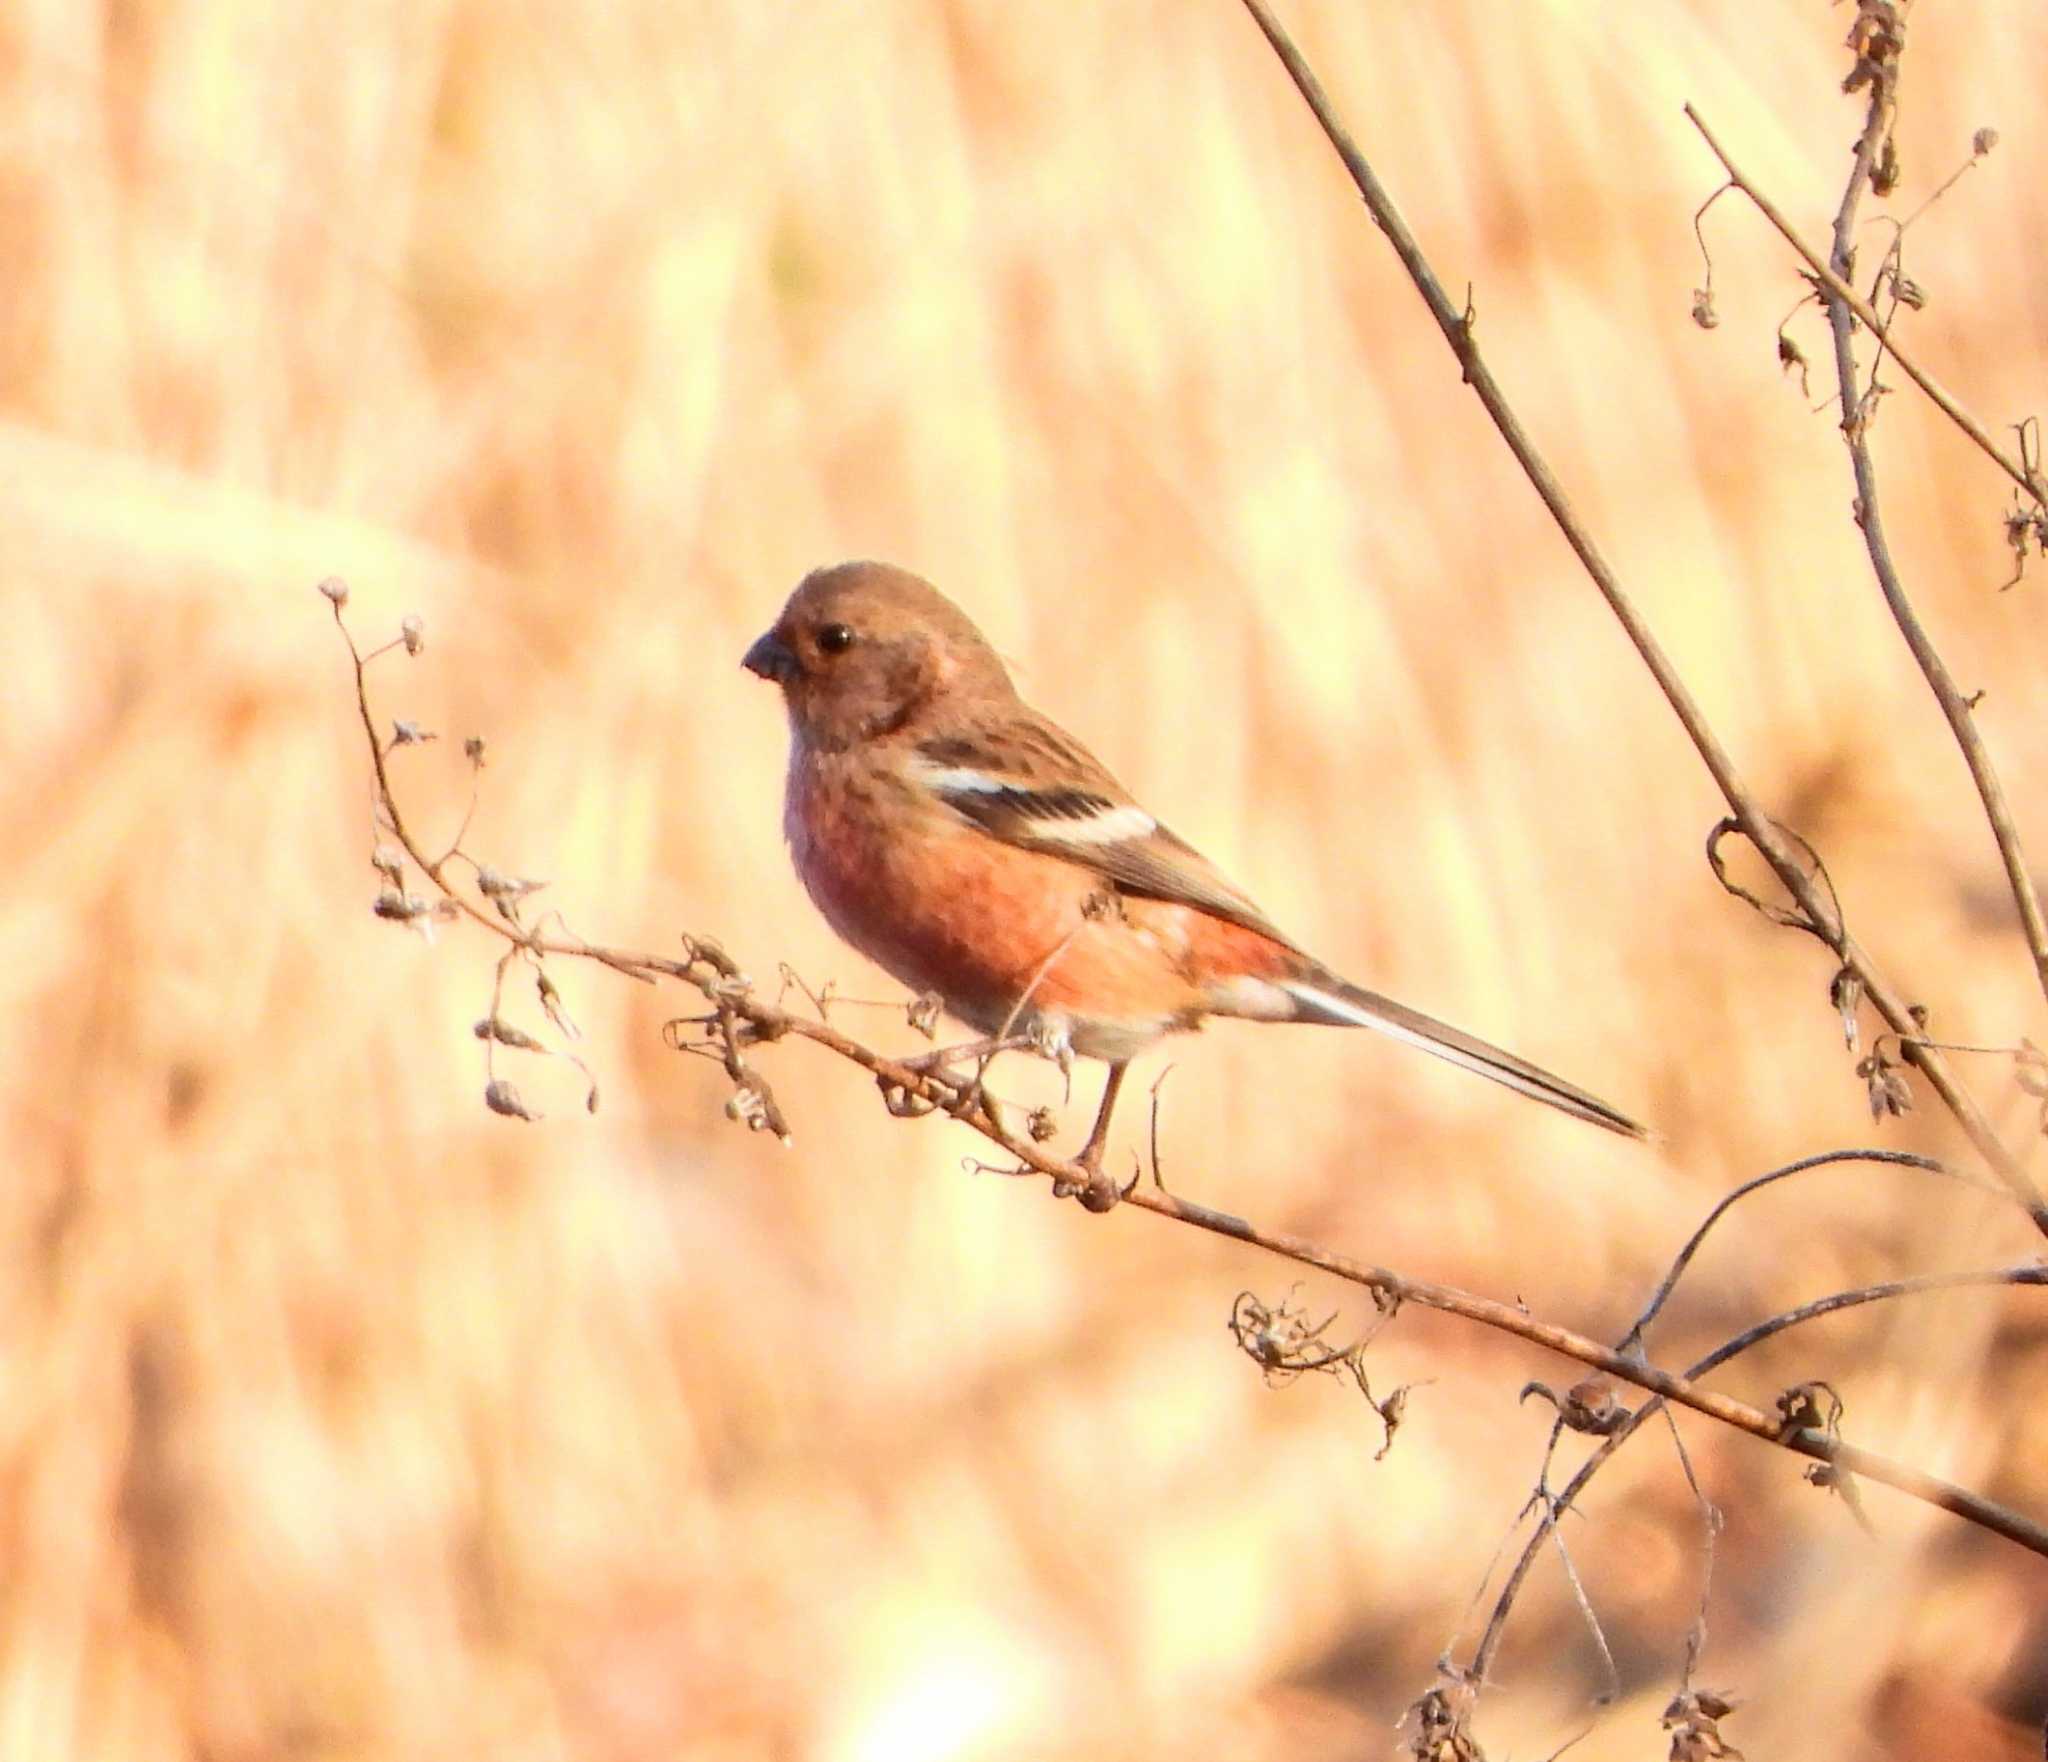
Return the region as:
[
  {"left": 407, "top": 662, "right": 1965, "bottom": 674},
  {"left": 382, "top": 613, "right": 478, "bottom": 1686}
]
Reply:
[{"left": 785, "top": 757, "right": 1206, "bottom": 1043}]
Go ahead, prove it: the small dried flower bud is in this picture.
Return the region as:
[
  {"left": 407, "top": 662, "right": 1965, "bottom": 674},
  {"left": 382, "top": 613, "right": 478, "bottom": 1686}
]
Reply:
[
  {"left": 1561, "top": 1374, "right": 1628, "bottom": 1434},
  {"left": 1690, "top": 286, "right": 1718, "bottom": 330},
  {"left": 464, "top": 736, "right": 488, "bottom": 767},
  {"left": 1973, "top": 127, "right": 1999, "bottom": 158},
  {"left": 1244, "top": 1320, "right": 1289, "bottom": 1369},
  {"left": 725, "top": 1084, "right": 773, "bottom": 1133},
  {"left": 400, "top": 614, "right": 424, "bottom": 655},
  {"left": 907, "top": 992, "right": 943, "bottom": 1038},
  {"left": 484, "top": 1079, "right": 538, "bottom": 1120},
  {"left": 1026, "top": 1106, "right": 1058, "bottom": 1142},
  {"left": 1521, "top": 1376, "right": 1628, "bottom": 1434},
  {"left": 371, "top": 845, "right": 406, "bottom": 883},
  {"left": 476, "top": 867, "right": 545, "bottom": 902},
  {"left": 1858, "top": 1054, "right": 1891, "bottom": 1118},
  {"left": 1890, "top": 274, "right": 1926, "bottom": 311},
  {"left": 474, "top": 1016, "right": 546, "bottom": 1052},
  {"left": 1776, "top": 1379, "right": 1843, "bottom": 1437},
  {"left": 372, "top": 888, "right": 430, "bottom": 921},
  {"left": 1663, "top": 1698, "right": 1745, "bottom": 1762},
  {"left": 537, "top": 971, "right": 582, "bottom": 1040},
  {"left": 318, "top": 576, "right": 349, "bottom": 607},
  {"left": 1372, "top": 1383, "right": 1415, "bottom": 1460},
  {"left": 1829, "top": 965, "right": 1863, "bottom": 1050},
  {"left": 1878, "top": 1064, "right": 1912, "bottom": 1118},
  {"left": 390, "top": 720, "right": 435, "bottom": 746}
]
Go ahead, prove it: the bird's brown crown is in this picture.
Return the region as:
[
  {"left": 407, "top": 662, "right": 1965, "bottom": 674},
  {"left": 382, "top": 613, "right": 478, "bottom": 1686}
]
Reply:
[{"left": 744, "top": 561, "right": 1019, "bottom": 750}]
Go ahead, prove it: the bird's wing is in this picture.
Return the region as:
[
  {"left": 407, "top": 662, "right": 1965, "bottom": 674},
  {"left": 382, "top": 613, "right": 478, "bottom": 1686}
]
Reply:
[{"left": 911, "top": 715, "right": 1297, "bottom": 947}]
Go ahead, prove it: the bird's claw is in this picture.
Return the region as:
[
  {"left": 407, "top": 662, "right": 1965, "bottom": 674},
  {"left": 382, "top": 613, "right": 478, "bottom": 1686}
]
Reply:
[{"left": 1052, "top": 1150, "right": 1127, "bottom": 1213}]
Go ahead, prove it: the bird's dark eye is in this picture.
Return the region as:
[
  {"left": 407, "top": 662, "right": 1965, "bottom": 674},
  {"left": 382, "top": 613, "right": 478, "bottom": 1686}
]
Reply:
[{"left": 816, "top": 622, "right": 856, "bottom": 656}]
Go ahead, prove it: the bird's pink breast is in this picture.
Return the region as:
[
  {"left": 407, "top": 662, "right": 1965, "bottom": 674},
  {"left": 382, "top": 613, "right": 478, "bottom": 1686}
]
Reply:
[{"left": 783, "top": 747, "right": 1308, "bottom": 1057}]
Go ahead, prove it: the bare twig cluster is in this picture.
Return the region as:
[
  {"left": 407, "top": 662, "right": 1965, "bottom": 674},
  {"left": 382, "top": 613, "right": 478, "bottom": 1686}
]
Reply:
[
  {"left": 1240, "top": 0, "right": 2048, "bottom": 1234},
  {"left": 1232, "top": 0, "right": 2048, "bottom": 1751}
]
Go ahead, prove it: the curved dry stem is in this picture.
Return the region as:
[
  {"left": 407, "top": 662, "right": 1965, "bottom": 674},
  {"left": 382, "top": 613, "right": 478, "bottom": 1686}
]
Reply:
[
  {"left": 1701, "top": 1262, "right": 2048, "bottom": 1368},
  {"left": 1619, "top": 1147, "right": 1998, "bottom": 1353},
  {"left": 1823, "top": 92, "right": 2048, "bottom": 1013}
]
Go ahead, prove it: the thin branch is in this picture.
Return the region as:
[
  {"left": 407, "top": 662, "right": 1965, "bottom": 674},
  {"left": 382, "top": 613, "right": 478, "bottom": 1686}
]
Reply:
[
  {"left": 1547, "top": 1520, "right": 1622, "bottom": 1705},
  {"left": 1781, "top": 74, "right": 2048, "bottom": 1014},
  {"left": 1620, "top": 1147, "right": 1995, "bottom": 1353},
  {"left": 1684, "top": 104, "right": 2048, "bottom": 511},
  {"left": 1699, "top": 1262, "right": 2048, "bottom": 1368},
  {"left": 1232, "top": 0, "right": 2044, "bottom": 1229},
  {"left": 1661, "top": 1400, "right": 1724, "bottom": 1701}
]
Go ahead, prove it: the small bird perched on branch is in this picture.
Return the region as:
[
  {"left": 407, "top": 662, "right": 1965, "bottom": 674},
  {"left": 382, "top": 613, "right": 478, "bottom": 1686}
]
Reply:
[{"left": 744, "top": 560, "right": 1643, "bottom": 1205}]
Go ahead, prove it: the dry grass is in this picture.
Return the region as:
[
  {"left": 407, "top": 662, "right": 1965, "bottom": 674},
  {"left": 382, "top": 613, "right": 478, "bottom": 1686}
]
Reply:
[{"left": 6, "top": 2, "right": 2048, "bottom": 1756}]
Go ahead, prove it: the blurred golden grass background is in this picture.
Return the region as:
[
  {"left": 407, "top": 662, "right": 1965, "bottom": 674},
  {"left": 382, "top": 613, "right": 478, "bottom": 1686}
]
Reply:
[{"left": 6, "top": 1, "right": 2048, "bottom": 1756}]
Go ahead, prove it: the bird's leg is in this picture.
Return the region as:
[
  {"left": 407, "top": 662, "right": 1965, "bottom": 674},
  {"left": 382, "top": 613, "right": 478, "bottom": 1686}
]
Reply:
[{"left": 1060, "top": 1060, "right": 1132, "bottom": 1212}]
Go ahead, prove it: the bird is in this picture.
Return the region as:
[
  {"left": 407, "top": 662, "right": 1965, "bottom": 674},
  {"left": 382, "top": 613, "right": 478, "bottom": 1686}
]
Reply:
[{"left": 743, "top": 560, "right": 1643, "bottom": 1204}]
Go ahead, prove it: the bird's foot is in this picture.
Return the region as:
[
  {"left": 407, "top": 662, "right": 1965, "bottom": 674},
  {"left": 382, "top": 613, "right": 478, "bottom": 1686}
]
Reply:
[
  {"left": 1047, "top": 1060, "right": 1136, "bottom": 1212},
  {"left": 1051, "top": 1145, "right": 1135, "bottom": 1213}
]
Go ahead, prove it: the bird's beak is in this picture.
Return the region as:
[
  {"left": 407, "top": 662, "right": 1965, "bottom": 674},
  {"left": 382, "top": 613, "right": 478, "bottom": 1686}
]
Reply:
[{"left": 743, "top": 630, "right": 798, "bottom": 684}]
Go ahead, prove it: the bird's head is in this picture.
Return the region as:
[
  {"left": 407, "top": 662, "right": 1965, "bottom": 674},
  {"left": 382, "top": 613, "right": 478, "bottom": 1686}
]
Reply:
[{"left": 743, "top": 561, "right": 1017, "bottom": 751}]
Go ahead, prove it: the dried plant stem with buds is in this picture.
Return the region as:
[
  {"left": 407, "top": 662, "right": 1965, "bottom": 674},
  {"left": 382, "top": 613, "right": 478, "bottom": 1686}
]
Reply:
[
  {"left": 327, "top": 587, "right": 2048, "bottom": 1566},
  {"left": 1227, "top": 1, "right": 2048, "bottom": 1748},
  {"left": 1687, "top": 102, "right": 2048, "bottom": 1014},
  {"left": 1233, "top": 0, "right": 2048, "bottom": 1233},
  {"left": 1684, "top": 107, "right": 2046, "bottom": 508}
]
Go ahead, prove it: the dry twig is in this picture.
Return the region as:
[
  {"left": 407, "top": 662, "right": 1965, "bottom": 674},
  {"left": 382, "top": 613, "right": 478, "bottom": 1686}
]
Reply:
[{"left": 1684, "top": 101, "right": 2048, "bottom": 1013}]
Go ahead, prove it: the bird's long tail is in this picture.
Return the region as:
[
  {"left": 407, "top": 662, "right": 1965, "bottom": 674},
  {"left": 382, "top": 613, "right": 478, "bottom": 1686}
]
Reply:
[{"left": 1278, "top": 965, "right": 1646, "bottom": 1139}]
